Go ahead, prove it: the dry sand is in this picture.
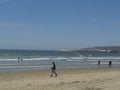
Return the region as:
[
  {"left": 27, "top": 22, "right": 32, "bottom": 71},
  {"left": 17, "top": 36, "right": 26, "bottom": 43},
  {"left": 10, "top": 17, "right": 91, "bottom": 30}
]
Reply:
[{"left": 0, "top": 67, "right": 120, "bottom": 90}]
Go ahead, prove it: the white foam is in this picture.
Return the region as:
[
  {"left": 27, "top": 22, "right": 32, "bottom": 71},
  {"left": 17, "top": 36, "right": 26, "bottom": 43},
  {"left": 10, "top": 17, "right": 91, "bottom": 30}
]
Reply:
[{"left": 0, "top": 56, "right": 120, "bottom": 62}]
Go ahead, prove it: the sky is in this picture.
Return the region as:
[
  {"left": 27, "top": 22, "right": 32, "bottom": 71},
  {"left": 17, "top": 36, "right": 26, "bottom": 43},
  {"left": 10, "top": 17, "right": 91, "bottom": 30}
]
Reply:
[{"left": 0, "top": 0, "right": 120, "bottom": 50}]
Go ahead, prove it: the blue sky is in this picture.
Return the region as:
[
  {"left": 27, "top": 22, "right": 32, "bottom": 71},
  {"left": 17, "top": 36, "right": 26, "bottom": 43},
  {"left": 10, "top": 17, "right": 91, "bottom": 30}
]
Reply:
[{"left": 0, "top": 0, "right": 120, "bottom": 50}]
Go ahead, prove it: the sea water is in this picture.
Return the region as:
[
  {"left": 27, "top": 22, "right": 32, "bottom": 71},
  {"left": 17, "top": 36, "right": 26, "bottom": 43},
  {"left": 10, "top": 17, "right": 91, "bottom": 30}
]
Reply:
[{"left": 0, "top": 49, "right": 120, "bottom": 72}]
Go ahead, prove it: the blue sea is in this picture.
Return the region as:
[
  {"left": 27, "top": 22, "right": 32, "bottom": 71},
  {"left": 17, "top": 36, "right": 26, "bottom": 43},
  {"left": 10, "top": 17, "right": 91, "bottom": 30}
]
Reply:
[{"left": 0, "top": 49, "right": 120, "bottom": 72}]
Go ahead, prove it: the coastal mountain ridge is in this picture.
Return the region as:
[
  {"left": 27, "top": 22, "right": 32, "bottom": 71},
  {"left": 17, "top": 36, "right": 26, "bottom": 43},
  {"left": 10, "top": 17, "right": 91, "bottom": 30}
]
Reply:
[
  {"left": 61, "top": 46, "right": 120, "bottom": 53},
  {"left": 80, "top": 46, "right": 120, "bottom": 52},
  {"left": 81, "top": 46, "right": 120, "bottom": 50}
]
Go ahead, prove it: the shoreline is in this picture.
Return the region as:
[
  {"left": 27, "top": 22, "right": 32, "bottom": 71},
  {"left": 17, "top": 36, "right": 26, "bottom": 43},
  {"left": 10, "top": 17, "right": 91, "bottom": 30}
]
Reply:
[
  {"left": 0, "top": 63, "right": 120, "bottom": 73},
  {"left": 0, "top": 67, "right": 120, "bottom": 75},
  {"left": 0, "top": 67, "right": 120, "bottom": 90}
]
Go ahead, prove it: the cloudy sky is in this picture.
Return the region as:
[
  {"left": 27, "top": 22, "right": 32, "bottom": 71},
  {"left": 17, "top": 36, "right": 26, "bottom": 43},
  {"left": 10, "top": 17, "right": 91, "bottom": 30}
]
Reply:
[{"left": 0, "top": 0, "right": 120, "bottom": 50}]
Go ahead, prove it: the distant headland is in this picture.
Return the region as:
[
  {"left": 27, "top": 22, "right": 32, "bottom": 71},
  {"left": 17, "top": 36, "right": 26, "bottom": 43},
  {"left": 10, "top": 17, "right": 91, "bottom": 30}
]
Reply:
[{"left": 62, "top": 46, "right": 120, "bottom": 53}]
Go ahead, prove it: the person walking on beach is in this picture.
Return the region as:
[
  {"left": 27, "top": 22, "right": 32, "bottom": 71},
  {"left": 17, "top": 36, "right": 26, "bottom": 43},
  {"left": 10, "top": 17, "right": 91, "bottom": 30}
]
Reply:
[
  {"left": 50, "top": 61, "right": 57, "bottom": 77},
  {"left": 98, "top": 60, "right": 100, "bottom": 67},
  {"left": 108, "top": 61, "right": 112, "bottom": 68}
]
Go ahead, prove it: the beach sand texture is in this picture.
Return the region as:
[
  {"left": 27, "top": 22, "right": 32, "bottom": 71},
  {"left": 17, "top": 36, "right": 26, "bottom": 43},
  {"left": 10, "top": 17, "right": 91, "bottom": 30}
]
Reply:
[{"left": 0, "top": 68, "right": 120, "bottom": 90}]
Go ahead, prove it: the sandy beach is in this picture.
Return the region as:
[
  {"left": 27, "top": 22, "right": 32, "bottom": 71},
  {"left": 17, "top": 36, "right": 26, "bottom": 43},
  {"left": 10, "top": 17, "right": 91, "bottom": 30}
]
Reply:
[{"left": 0, "top": 67, "right": 120, "bottom": 90}]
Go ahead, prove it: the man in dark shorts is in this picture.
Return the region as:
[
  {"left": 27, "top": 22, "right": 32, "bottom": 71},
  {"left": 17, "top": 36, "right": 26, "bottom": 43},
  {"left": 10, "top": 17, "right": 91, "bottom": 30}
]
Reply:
[{"left": 50, "top": 62, "right": 57, "bottom": 77}]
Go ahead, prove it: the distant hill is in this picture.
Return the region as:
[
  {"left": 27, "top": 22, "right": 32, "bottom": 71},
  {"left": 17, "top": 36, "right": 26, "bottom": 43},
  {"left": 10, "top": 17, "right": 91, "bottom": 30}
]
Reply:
[{"left": 80, "top": 46, "right": 120, "bottom": 53}]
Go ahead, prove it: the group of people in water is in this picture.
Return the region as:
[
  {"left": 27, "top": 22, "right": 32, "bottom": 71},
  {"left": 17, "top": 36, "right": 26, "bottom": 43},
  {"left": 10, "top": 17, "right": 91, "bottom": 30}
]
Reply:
[
  {"left": 18, "top": 57, "right": 23, "bottom": 61},
  {"left": 98, "top": 60, "right": 112, "bottom": 68}
]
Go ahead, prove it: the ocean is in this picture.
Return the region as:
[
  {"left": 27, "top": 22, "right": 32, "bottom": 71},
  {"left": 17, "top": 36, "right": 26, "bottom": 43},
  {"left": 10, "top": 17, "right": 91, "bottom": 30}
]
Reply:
[{"left": 0, "top": 49, "right": 120, "bottom": 72}]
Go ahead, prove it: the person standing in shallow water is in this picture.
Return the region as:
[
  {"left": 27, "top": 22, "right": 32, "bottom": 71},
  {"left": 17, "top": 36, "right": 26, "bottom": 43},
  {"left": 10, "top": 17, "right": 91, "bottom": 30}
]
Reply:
[
  {"left": 98, "top": 60, "right": 100, "bottom": 67},
  {"left": 18, "top": 57, "right": 20, "bottom": 61},
  {"left": 108, "top": 61, "right": 112, "bottom": 68},
  {"left": 50, "top": 62, "right": 57, "bottom": 77}
]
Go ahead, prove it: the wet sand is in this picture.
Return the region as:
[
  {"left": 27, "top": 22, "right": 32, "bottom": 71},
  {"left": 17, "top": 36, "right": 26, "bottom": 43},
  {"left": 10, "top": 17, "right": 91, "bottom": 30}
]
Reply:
[{"left": 0, "top": 67, "right": 120, "bottom": 90}]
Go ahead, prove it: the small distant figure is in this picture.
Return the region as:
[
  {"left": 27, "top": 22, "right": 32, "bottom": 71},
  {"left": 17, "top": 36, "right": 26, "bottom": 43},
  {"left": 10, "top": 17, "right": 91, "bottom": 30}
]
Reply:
[
  {"left": 50, "top": 61, "right": 57, "bottom": 77},
  {"left": 98, "top": 60, "right": 101, "bottom": 67},
  {"left": 108, "top": 61, "right": 112, "bottom": 68},
  {"left": 18, "top": 57, "right": 20, "bottom": 61},
  {"left": 21, "top": 57, "right": 23, "bottom": 61}
]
